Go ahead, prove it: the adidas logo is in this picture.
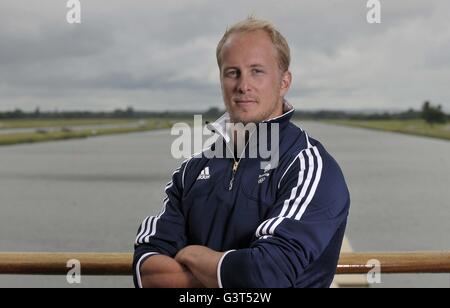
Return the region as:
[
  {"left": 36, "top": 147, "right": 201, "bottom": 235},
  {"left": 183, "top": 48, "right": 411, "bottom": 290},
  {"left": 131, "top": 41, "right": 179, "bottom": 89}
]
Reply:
[
  {"left": 258, "top": 172, "right": 270, "bottom": 184},
  {"left": 197, "top": 167, "right": 211, "bottom": 180},
  {"left": 263, "top": 163, "right": 272, "bottom": 173},
  {"left": 258, "top": 164, "right": 272, "bottom": 184}
]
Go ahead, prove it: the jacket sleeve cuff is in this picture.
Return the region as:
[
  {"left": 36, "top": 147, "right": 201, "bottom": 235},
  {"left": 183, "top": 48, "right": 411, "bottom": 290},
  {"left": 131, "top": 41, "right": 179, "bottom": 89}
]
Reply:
[
  {"left": 135, "top": 252, "right": 160, "bottom": 288},
  {"left": 216, "top": 250, "right": 236, "bottom": 288}
]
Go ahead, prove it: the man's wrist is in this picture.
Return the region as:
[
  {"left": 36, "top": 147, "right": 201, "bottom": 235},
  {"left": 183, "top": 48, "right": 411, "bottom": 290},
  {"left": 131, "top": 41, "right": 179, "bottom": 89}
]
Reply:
[{"left": 175, "top": 246, "right": 195, "bottom": 267}]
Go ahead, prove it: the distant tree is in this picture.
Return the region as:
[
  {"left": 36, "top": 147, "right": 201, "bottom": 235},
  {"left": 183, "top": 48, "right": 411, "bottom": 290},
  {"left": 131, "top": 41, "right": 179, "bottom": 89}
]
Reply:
[
  {"left": 421, "top": 101, "right": 447, "bottom": 124},
  {"left": 11, "top": 108, "right": 24, "bottom": 119},
  {"left": 203, "top": 107, "right": 222, "bottom": 118},
  {"left": 34, "top": 107, "right": 41, "bottom": 118},
  {"left": 125, "top": 106, "right": 135, "bottom": 117}
]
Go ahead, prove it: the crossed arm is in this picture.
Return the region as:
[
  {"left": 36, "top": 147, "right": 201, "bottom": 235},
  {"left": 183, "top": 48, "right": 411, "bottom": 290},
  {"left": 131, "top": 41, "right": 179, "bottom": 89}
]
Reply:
[{"left": 139, "top": 246, "right": 225, "bottom": 288}]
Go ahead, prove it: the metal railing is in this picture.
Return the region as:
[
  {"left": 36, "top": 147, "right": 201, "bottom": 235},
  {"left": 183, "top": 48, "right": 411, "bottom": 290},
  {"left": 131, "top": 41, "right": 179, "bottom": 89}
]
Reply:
[{"left": 0, "top": 251, "right": 449, "bottom": 276}]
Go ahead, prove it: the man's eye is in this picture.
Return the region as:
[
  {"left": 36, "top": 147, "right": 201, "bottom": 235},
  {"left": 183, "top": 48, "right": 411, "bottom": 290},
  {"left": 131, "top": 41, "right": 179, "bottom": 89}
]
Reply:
[
  {"left": 252, "top": 69, "right": 264, "bottom": 74},
  {"left": 226, "top": 71, "right": 238, "bottom": 77}
]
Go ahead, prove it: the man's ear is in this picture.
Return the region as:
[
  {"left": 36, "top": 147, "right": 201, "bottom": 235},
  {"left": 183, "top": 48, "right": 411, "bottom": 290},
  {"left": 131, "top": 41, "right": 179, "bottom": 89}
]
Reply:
[{"left": 280, "top": 70, "right": 292, "bottom": 97}]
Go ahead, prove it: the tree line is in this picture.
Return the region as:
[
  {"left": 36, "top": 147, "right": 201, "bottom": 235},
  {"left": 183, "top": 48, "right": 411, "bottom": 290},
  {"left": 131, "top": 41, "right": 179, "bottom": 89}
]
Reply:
[{"left": 0, "top": 102, "right": 448, "bottom": 124}]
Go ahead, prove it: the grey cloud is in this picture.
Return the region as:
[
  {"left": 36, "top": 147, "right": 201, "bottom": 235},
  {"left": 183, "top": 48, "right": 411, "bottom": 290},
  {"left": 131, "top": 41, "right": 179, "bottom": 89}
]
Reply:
[{"left": 0, "top": 0, "right": 449, "bottom": 112}]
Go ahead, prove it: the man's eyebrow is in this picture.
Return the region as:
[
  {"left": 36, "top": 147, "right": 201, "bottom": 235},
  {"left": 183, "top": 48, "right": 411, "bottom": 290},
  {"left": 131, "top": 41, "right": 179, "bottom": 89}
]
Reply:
[
  {"left": 223, "top": 64, "right": 265, "bottom": 71},
  {"left": 223, "top": 66, "right": 238, "bottom": 71}
]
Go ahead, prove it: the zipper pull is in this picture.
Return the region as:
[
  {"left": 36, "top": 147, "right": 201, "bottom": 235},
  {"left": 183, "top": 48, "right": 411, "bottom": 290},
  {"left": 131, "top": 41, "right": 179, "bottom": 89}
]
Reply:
[
  {"left": 232, "top": 161, "right": 239, "bottom": 174},
  {"left": 229, "top": 161, "right": 240, "bottom": 191}
]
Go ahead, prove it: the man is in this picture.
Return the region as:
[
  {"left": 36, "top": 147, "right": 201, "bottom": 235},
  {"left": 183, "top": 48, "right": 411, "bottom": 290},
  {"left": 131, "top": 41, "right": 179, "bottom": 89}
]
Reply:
[{"left": 133, "top": 17, "right": 350, "bottom": 288}]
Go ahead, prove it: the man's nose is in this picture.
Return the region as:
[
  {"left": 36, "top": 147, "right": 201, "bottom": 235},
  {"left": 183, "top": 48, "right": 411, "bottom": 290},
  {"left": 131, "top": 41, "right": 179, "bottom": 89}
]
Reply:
[{"left": 236, "top": 74, "right": 251, "bottom": 93}]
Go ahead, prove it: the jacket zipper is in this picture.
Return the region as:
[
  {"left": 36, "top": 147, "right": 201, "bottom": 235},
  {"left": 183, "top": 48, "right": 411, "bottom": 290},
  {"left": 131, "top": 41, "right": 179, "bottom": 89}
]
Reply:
[
  {"left": 228, "top": 160, "right": 240, "bottom": 191},
  {"left": 226, "top": 127, "right": 256, "bottom": 191}
]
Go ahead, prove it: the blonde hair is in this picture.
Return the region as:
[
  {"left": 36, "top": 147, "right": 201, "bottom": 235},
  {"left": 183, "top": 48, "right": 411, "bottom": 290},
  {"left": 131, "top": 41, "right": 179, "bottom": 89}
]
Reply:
[{"left": 216, "top": 16, "right": 291, "bottom": 73}]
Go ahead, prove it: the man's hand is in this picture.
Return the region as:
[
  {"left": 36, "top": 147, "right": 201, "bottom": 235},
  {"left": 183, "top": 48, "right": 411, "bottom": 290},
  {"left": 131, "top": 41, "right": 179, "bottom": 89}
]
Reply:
[
  {"left": 175, "top": 245, "right": 225, "bottom": 288},
  {"left": 140, "top": 254, "right": 205, "bottom": 288}
]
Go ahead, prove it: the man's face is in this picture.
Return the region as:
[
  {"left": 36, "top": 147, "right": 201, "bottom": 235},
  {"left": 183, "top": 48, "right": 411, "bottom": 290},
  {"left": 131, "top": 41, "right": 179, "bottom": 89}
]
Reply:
[{"left": 219, "top": 30, "right": 291, "bottom": 124}]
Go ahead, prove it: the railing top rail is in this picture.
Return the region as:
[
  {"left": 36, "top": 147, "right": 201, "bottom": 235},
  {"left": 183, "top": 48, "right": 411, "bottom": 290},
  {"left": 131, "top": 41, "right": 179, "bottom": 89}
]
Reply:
[
  {"left": 336, "top": 251, "right": 450, "bottom": 274},
  {"left": 0, "top": 251, "right": 449, "bottom": 276}
]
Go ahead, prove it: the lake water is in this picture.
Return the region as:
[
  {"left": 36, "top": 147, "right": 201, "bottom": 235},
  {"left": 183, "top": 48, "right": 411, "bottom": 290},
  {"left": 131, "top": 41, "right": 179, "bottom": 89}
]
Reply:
[{"left": 0, "top": 122, "right": 449, "bottom": 287}]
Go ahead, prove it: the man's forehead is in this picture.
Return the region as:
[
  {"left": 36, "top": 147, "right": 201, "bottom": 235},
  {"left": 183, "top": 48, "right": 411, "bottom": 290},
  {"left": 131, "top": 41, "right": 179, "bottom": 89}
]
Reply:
[
  {"left": 222, "top": 30, "right": 274, "bottom": 50},
  {"left": 221, "top": 31, "right": 277, "bottom": 66}
]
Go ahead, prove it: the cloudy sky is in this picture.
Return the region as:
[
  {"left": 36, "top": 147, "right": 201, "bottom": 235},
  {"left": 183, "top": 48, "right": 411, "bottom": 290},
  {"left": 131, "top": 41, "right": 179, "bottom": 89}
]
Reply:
[{"left": 0, "top": 0, "right": 449, "bottom": 112}]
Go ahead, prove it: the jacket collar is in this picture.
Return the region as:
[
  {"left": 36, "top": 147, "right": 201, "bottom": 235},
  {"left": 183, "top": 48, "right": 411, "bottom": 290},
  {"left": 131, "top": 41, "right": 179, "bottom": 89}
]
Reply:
[{"left": 207, "top": 100, "right": 295, "bottom": 142}]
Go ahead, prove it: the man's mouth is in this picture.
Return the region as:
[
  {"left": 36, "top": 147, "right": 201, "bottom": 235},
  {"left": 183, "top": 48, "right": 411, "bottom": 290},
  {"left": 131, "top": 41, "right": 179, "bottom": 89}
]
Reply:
[{"left": 234, "top": 99, "right": 257, "bottom": 106}]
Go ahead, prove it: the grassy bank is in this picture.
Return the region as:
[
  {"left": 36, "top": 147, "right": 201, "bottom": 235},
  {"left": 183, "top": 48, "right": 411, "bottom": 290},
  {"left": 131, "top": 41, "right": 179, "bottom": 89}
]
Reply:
[
  {"left": 0, "top": 119, "right": 177, "bottom": 146},
  {"left": 326, "top": 119, "right": 450, "bottom": 141},
  {"left": 0, "top": 118, "right": 137, "bottom": 129}
]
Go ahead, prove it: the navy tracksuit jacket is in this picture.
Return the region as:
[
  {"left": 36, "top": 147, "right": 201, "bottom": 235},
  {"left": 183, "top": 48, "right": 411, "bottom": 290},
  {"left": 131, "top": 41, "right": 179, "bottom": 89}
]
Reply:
[{"left": 133, "top": 103, "right": 350, "bottom": 288}]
